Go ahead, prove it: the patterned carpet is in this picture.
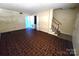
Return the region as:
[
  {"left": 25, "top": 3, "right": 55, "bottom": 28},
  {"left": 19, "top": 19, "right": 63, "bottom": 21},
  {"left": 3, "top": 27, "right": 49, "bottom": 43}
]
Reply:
[{"left": 0, "top": 29, "right": 74, "bottom": 56}]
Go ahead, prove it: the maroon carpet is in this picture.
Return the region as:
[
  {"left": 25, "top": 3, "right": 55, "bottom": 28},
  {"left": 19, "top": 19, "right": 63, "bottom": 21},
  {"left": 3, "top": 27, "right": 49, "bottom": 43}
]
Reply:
[{"left": 0, "top": 29, "right": 74, "bottom": 56}]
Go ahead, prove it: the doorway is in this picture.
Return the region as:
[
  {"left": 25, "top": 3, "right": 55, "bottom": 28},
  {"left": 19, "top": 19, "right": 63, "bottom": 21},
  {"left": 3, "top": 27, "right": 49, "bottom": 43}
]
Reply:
[
  {"left": 25, "top": 16, "right": 37, "bottom": 30},
  {"left": 34, "top": 16, "right": 37, "bottom": 30}
]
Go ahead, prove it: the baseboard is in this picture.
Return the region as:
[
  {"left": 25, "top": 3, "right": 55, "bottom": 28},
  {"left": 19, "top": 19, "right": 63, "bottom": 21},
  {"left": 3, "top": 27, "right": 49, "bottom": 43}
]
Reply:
[
  {"left": 58, "top": 33, "right": 72, "bottom": 41},
  {"left": 1, "top": 28, "right": 26, "bottom": 34}
]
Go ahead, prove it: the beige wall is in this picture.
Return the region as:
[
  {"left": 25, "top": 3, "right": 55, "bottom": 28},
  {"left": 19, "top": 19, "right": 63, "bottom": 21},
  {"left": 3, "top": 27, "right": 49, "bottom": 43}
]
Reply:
[
  {"left": 36, "top": 9, "right": 57, "bottom": 36},
  {"left": 0, "top": 9, "right": 28, "bottom": 33},
  {"left": 54, "top": 9, "right": 77, "bottom": 36}
]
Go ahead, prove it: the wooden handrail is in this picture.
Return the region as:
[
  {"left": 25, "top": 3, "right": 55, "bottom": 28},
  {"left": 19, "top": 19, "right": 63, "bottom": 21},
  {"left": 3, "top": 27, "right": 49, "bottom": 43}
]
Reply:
[
  {"left": 53, "top": 17, "right": 62, "bottom": 25},
  {"left": 52, "top": 19, "right": 59, "bottom": 25}
]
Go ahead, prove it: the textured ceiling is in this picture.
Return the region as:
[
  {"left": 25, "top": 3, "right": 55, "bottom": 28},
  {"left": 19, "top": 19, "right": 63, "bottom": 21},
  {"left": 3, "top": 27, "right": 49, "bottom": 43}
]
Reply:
[{"left": 0, "top": 3, "right": 77, "bottom": 15}]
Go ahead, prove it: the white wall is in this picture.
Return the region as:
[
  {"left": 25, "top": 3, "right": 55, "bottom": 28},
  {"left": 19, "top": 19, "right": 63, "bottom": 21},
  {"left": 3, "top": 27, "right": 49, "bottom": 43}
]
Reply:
[
  {"left": 54, "top": 9, "right": 77, "bottom": 36},
  {"left": 73, "top": 11, "right": 79, "bottom": 56},
  {"left": 37, "top": 10, "right": 49, "bottom": 33},
  {"left": 0, "top": 9, "right": 28, "bottom": 33}
]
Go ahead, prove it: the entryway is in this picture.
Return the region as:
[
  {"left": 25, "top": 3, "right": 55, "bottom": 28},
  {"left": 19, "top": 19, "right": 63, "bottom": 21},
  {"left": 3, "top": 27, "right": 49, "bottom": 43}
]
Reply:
[{"left": 25, "top": 16, "right": 37, "bottom": 30}]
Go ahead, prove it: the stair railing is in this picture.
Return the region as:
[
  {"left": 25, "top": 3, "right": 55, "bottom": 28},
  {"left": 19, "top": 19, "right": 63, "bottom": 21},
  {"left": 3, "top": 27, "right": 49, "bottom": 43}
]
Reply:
[{"left": 51, "top": 17, "right": 62, "bottom": 35}]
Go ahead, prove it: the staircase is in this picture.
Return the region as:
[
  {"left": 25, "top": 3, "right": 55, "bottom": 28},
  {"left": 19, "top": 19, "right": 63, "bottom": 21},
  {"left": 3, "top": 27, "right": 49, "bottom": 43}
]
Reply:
[
  {"left": 51, "top": 17, "right": 62, "bottom": 36},
  {"left": 51, "top": 17, "right": 72, "bottom": 41}
]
